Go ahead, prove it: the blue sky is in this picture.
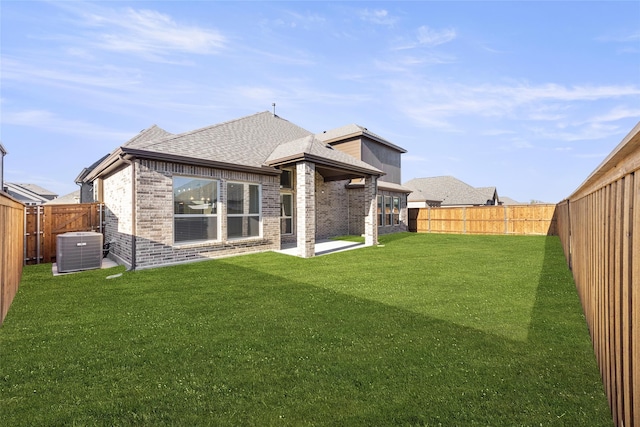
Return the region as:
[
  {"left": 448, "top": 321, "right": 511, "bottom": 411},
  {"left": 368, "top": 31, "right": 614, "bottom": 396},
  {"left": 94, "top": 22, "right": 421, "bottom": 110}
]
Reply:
[{"left": 2, "top": 1, "right": 639, "bottom": 203}]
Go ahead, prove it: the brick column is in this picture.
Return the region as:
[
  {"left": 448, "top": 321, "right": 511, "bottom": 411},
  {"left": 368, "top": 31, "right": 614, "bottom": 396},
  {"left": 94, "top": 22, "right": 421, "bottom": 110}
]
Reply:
[
  {"left": 364, "top": 175, "right": 378, "bottom": 246},
  {"left": 296, "top": 161, "right": 315, "bottom": 257}
]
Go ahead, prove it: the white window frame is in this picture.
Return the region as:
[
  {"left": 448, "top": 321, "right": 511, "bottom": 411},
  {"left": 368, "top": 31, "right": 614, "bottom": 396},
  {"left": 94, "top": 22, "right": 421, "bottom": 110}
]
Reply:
[
  {"left": 173, "top": 176, "right": 219, "bottom": 244},
  {"left": 226, "top": 181, "right": 262, "bottom": 240},
  {"left": 392, "top": 196, "right": 400, "bottom": 225},
  {"left": 384, "top": 195, "right": 392, "bottom": 227},
  {"left": 280, "top": 192, "right": 294, "bottom": 235}
]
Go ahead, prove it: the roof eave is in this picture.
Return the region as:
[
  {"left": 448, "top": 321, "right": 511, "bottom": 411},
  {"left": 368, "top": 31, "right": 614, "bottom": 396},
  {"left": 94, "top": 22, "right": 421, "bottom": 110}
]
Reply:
[
  {"left": 266, "top": 153, "right": 384, "bottom": 177},
  {"left": 121, "top": 148, "right": 280, "bottom": 176},
  {"left": 83, "top": 149, "right": 125, "bottom": 182},
  {"left": 85, "top": 147, "right": 281, "bottom": 182},
  {"left": 323, "top": 130, "right": 408, "bottom": 153}
]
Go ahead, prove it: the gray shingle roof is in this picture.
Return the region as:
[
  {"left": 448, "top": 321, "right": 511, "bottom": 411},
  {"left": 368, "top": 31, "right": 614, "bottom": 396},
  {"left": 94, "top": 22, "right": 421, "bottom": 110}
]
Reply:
[
  {"left": 406, "top": 187, "right": 442, "bottom": 202},
  {"left": 500, "top": 196, "right": 524, "bottom": 205},
  {"left": 45, "top": 190, "right": 80, "bottom": 204},
  {"left": 404, "top": 176, "right": 497, "bottom": 206},
  {"left": 4, "top": 182, "right": 58, "bottom": 203},
  {"left": 128, "top": 112, "right": 312, "bottom": 169},
  {"left": 265, "top": 135, "right": 383, "bottom": 175},
  {"left": 124, "top": 125, "right": 174, "bottom": 149},
  {"left": 317, "top": 124, "right": 407, "bottom": 153},
  {"left": 475, "top": 186, "right": 498, "bottom": 203},
  {"left": 9, "top": 183, "right": 58, "bottom": 197}
]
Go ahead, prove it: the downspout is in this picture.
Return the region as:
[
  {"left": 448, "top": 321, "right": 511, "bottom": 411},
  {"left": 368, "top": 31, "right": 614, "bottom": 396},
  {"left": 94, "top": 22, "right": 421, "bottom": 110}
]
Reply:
[{"left": 120, "top": 154, "right": 137, "bottom": 270}]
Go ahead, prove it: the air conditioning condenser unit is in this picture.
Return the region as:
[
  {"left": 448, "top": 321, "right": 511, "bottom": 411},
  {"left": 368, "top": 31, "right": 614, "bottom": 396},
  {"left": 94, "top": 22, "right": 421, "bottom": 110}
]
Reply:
[{"left": 56, "top": 232, "right": 103, "bottom": 273}]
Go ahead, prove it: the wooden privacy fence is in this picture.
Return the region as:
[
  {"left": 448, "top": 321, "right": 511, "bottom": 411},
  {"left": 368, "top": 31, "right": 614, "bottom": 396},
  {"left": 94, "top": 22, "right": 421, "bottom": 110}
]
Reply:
[
  {"left": 556, "top": 122, "right": 639, "bottom": 427},
  {"left": 1, "top": 192, "right": 24, "bottom": 326},
  {"left": 410, "top": 204, "right": 557, "bottom": 235},
  {"left": 25, "top": 203, "right": 104, "bottom": 265}
]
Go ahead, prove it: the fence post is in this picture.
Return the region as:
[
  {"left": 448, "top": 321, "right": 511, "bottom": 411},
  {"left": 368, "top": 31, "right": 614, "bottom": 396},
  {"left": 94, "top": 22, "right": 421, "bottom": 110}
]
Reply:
[
  {"left": 504, "top": 205, "right": 508, "bottom": 235},
  {"left": 23, "top": 207, "right": 27, "bottom": 265},
  {"left": 36, "top": 206, "right": 41, "bottom": 264},
  {"left": 463, "top": 207, "right": 466, "bottom": 234},
  {"left": 99, "top": 203, "right": 104, "bottom": 234}
]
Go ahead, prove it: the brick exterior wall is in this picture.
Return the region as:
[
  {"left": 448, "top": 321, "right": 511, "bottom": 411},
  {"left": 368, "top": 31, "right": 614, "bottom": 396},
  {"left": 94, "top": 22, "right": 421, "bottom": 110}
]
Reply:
[
  {"left": 102, "top": 166, "right": 134, "bottom": 267},
  {"left": 364, "top": 175, "right": 378, "bottom": 246},
  {"left": 345, "top": 186, "right": 408, "bottom": 237},
  {"left": 296, "top": 161, "right": 315, "bottom": 258},
  {"left": 315, "top": 174, "right": 350, "bottom": 239},
  {"left": 346, "top": 187, "right": 366, "bottom": 236},
  {"left": 102, "top": 159, "right": 281, "bottom": 270},
  {"left": 100, "top": 158, "right": 407, "bottom": 269},
  {"left": 281, "top": 172, "right": 408, "bottom": 248}
]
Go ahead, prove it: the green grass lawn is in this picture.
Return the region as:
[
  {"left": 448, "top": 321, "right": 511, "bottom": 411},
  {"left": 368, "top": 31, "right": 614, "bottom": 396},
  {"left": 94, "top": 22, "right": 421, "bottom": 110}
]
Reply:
[{"left": 0, "top": 233, "right": 611, "bottom": 426}]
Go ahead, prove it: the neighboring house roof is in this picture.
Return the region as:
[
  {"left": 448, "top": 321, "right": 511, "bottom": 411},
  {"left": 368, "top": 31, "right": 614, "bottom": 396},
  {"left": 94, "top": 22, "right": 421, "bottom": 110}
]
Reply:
[
  {"left": 475, "top": 186, "right": 499, "bottom": 204},
  {"left": 317, "top": 124, "right": 407, "bottom": 153},
  {"left": 85, "top": 112, "right": 387, "bottom": 182},
  {"left": 500, "top": 196, "right": 524, "bottom": 205},
  {"left": 405, "top": 187, "right": 442, "bottom": 203},
  {"left": 45, "top": 189, "right": 80, "bottom": 204},
  {"left": 404, "top": 176, "right": 498, "bottom": 206},
  {"left": 4, "top": 182, "right": 58, "bottom": 204}
]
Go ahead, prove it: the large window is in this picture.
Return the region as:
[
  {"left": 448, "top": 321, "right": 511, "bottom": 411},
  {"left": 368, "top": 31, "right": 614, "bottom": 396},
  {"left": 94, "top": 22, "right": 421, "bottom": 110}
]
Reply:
[
  {"left": 281, "top": 193, "right": 293, "bottom": 235},
  {"left": 377, "top": 194, "right": 400, "bottom": 227},
  {"left": 173, "top": 177, "right": 218, "bottom": 243},
  {"left": 385, "top": 196, "right": 392, "bottom": 226},
  {"left": 280, "top": 169, "right": 293, "bottom": 189},
  {"left": 227, "top": 182, "right": 261, "bottom": 239},
  {"left": 392, "top": 197, "right": 400, "bottom": 225}
]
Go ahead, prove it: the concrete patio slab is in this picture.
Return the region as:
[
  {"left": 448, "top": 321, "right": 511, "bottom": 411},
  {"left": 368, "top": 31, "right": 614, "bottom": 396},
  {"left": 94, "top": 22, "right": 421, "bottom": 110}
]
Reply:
[
  {"left": 52, "top": 258, "right": 119, "bottom": 276},
  {"left": 276, "top": 239, "right": 365, "bottom": 257}
]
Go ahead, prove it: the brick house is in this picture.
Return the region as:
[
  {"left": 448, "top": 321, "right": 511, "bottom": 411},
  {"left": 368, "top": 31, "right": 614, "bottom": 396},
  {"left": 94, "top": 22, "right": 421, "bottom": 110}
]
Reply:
[{"left": 82, "top": 111, "right": 410, "bottom": 270}]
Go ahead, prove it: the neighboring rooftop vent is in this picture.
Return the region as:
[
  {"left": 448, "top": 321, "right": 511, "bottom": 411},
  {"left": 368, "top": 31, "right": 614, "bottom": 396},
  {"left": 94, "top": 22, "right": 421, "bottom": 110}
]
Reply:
[{"left": 56, "top": 232, "right": 103, "bottom": 273}]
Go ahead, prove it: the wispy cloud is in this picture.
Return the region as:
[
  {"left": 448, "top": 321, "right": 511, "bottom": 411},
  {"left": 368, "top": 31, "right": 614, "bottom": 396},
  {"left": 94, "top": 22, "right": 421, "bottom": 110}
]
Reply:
[
  {"left": 481, "top": 129, "right": 516, "bottom": 136},
  {"left": 395, "top": 80, "right": 640, "bottom": 119},
  {"left": 277, "top": 10, "right": 326, "bottom": 30},
  {"left": 391, "top": 78, "right": 640, "bottom": 140},
  {"left": 230, "top": 82, "right": 373, "bottom": 108},
  {"left": 529, "top": 122, "right": 625, "bottom": 142},
  {"left": 587, "top": 106, "right": 640, "bottom": 124},
  {"left": 358, "top": 9, "right": 398, "bottom": 26},
  {"left": 596, "top": 30, "right": 640, "bottom": 43},
  {"left": 596, "top": 30, "right": 640, "bottom": 54},
  {"left": 52, "top": 3, "right": 227, "bottom": 61},
  {"left": 101, "top": 9, "right": 225, "bottom": 56},
  {"left": 2, "top": 57, "right": 142, "bottom": 89},
  {"left": 2, "top": 109, "right": 132, "bottom": 141},
  {"left": 393, "top": 25, "right": 457, "bottom": 51},
  {"left": 417, "top": 26, "right": 457, "bottom": 47}
]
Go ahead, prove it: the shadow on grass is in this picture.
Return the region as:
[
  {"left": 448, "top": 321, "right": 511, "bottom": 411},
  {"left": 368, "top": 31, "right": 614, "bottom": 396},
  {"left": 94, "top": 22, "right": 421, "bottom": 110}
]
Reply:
[
  {"left": 0, "top": 237, "right": 612, "bottom": 426},
  {"left": 524, "top": 236, "right": 613, "bottom": 425}
]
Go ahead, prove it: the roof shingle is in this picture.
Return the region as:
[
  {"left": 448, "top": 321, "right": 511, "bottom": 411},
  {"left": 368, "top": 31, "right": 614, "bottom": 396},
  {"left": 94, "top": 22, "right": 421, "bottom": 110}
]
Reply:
[{"left": 404, "top": 176, "right": 497, "bottom": 206}]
